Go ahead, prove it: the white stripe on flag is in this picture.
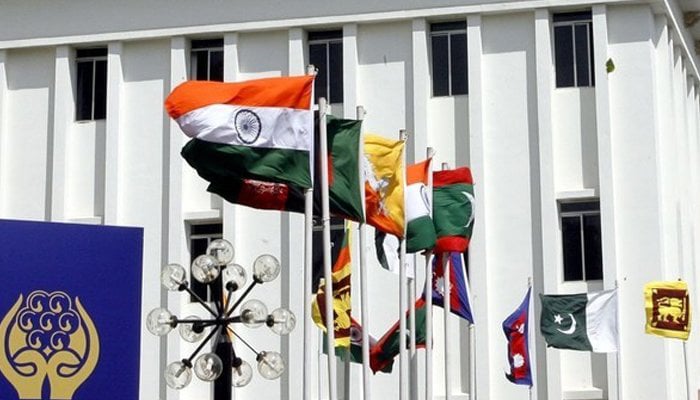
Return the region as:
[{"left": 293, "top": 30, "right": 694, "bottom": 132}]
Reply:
[
  {"left": 405, "top": 182, "right": 431, "bottom": 222},
  {"left": 176, "top": 104, "right": 313, "bottom": 152},
  {"left": 585, "top": 289, "right": 618, "bottom": 353}
]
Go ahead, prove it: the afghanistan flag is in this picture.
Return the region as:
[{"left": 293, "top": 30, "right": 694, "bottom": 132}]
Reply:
[
  {"left": 433, "top": 167, "right": 474, "bottom": 253},
  {"left": 369, "top": 298, "right": 427, "bottom": 374},
  {"left": 364, "top": 134, "right": 405, "bottom": 238},
  {"left": 205, "top": 115, "right": 364, "bottom": 221},
  {"left": 166, "top": 75, "right": 314, "bottom": 189},
  {"left": 311, "top": 223, "right": 352, "bottom": 347},
  {"left": 429, "top": 252, "right": 473, "bottom": 323},
  {"left": 644, "top": 280, "right": 691, "bottom": 340},
  {"left": 540, "top": 289, "right": 618, "bottom": 353},
  {"left": 503, "top": 287, "right": 532, "bottom": 386}
]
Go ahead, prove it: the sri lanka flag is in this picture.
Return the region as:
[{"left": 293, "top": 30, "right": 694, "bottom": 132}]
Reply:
[
  {"left": 166, "top": 75, "right": 314, "bottom": 189},
  {"left": 503, "top": 287, "right": 532, "bottom": 386},
  {"left": 433, "top": 167, "right": 474, "bottom": 253},
  {"left": 429, "top": 252, "right": 473, "bottom": 323}
]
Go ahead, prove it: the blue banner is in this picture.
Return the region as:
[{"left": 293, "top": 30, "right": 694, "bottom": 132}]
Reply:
[{"left": 0, "top": 219, "right": 143, "bottom": 400}]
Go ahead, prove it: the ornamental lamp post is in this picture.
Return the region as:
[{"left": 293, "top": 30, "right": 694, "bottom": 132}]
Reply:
[{"left": 145, "top": 239, "right": 295, "bottom": 399}]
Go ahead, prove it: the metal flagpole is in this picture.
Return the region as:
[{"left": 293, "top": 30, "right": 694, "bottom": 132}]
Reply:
[
  {"left": 424, "top": 147, "right": 435, "bottom": 400},
  {"left": 399, "top": 129, "right": 409, "bottom": 400},
  {"left": 409, "top": 254, "right": 418, "bottom": 400},
  {"left": 357, "top": 105, "right": 372, "bottom": 400},
  {"left": 441, "top": 162, "right": 451, "bottom": 400},
  {"left": 468, "top": 254, "right": 476, "bottom": 400},
  {"left": 303, "top": 64, "right": 316, "bottom": 400},
  {"left": 614, "top": 280, "right": 622, "bottom": 400},
  {"left": 683, "top": 341, "right": 691, "bottom": 400},
  {"left": 319, "top": 97, "right": 338, "bottom": 400}
]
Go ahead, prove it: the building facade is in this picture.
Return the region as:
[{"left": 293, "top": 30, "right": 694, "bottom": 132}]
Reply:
[{"left": 1, "top": 0, "right": 700, "bottom": 399}]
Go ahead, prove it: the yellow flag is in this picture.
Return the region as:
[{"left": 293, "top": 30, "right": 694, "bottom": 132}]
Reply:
[
  {"left": 311, "top": 224, "right": 352, "bottom": 347},
  {"left": 364, "top": 134, "right": 405, "bottom": 238},
  {"left": 644, "top": 280, "right": 691, "bottom": 340}
]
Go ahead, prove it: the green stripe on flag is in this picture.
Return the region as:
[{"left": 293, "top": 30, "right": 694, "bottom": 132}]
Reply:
[
  {"left": 182, "top": 138, "right": 312, "bottom": 189},
  {"left": 406, "top": 215, "right": 436, "bottom": 253},
  {"left": 327, "top": 116, "right": 364, "bottom": 222}
]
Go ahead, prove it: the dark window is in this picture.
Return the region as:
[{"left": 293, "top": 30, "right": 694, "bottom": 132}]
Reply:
[
  {"left": 190, "top": 39, "right": 224, "bottom": 81},
  {"left": 76, "top": 48, "right": 107, "bottom": 121},
  {"left": 430, "top": 21, "right": 468, "bottom": 97},
  {"left": 308, "top": 30, "right": 343, "bottom": 104},
  {"left": 189, "top": 223, "right": 223, "bottom": 302},
  {"left": 560, "top": 200, "right": 603, "bottom": 281},
  {"left": 553, "top": 11, "right": 594, "bottom": 88}
]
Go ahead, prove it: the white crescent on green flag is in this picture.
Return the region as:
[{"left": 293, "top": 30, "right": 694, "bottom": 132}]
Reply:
[
  {"left": 165, "top": 75, "right": 315, "bottom": 189},
  {"left": 540, "top": 289, "right": 618, "bottom": 353}
]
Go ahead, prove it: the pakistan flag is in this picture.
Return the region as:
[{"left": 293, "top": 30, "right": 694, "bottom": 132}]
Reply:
[{"left": 540, "top": 289, "right": 618, "bottom": 353}]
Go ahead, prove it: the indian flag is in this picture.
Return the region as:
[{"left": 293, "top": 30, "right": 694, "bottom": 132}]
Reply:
[
  {"left": 165, "top": 75, "right": 314, "bottom": 189},
  {"left": 405, "top": 158, "right": 436, "bottom": 253}
]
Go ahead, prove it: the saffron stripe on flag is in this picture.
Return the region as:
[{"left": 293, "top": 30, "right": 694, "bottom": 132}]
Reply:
[{"left": 165, "top": 75, "right": 314, "bottom": 118}]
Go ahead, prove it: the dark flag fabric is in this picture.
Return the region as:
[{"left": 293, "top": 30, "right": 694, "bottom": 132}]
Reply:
[
  {"left": 540, "top": 290, "right": 618, "bottom": 353},
  {"left": 429, "top": 252, "right": 473, "bottom": 323},
  {"left": 206, "top": 115, "right": 364, "bottom": 221},
  {"left": 503, "top": 287, "right": 532, "bottom": 386},
  {"left": 369, "top": 298, "right": 427, "bottom": 373},
  {"left": 432, "top": 167, "right": 474, "bottom": 253}
]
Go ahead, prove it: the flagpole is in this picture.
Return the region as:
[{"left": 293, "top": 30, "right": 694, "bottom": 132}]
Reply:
[
  {"left": 356, "top": 105, "right": 372, "bottom": 400},
  {"left": 319, "top": 96, "right": 338, "bottom": 400},
  {"left": 468, "top": 255, "right": 477, "bottom": 400},
  {"left": 424, "top": 146, "right": 435, "bottom": 400},
  {"left": 409, "top": 254, "right": 418, "bottom": 400},
  {"left": 441, "top": 162, "right": 451, "bottom": 400},
  {"left": 303, "top": 64, "right": 316, "bottom": 400},
  {"left": 527, "top": 277, "right": 532, "bottom": 400},
  {"left": 683, "top": 341, "right": 690, "bottom": 400},
  {"left": 399, "top": 129, "right": 409, "bottom": 400},
  {"left": 614, "top": 280, "right": 622, "bottom": 400}
]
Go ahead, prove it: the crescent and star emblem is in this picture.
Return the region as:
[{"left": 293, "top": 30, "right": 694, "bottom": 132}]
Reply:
[
  {"left": 462, "top": 191, "right": 475, "bottom": 228},
  {"left": 554, "top": 313, "right": 577, "bottom": 335}
]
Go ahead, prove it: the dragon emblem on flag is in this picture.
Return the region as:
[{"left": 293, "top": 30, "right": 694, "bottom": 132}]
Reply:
[{"left": 0, "top": 290, "right": 100, "bottom": 399}]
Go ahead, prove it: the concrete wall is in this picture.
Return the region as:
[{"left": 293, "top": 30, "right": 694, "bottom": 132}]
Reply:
[{"left": 0, "top": 1, "right": 699, "bottom": 400}]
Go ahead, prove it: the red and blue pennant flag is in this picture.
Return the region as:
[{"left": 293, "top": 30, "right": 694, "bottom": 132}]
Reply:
[
  {"left": 428, "top": 252, "right": 473, "bottom": 323},
  {"left": 503, "top": 287, "right": 532, "bottom": 386}
]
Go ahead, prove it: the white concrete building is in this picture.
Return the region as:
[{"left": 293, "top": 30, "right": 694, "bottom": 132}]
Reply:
[{"left": 1, "top": 1, "right": 700, "bottom": 399}]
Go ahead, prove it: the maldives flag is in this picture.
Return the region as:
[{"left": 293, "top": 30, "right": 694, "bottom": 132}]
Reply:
[
  {"left": 503, "top": 287, "right": 532, "bottom": 386},
  {"left": 433, "top": 167, "right": 474, "bottom": 253},
  {"left": 165, "top": 75, "right": 314, "bottom": 189},
  {"left": 429, "top": 252, "right": 473, "bottom": 323}
]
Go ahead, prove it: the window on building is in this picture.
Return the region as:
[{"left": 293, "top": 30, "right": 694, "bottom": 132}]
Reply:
[
  {"left": 190, "top": 39, "right": 224, "bottom": 81},
  {"left": 560, "top": 200, "right": 603, "bottom": 282},
  {"left": 76, "top": 48, "right": 108, "bottom": 121},
  {"left": 189, "top": 222, "right": 223, "bottom": 302},
  {"left": 430, "top": 21, "right": 468, "bottom": 97},
  {"left": 308, "top": 30, "right": 343, "bottom": 104},
  {"left": 553, "top": 11, "right": 594, "bottom": 88}
]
